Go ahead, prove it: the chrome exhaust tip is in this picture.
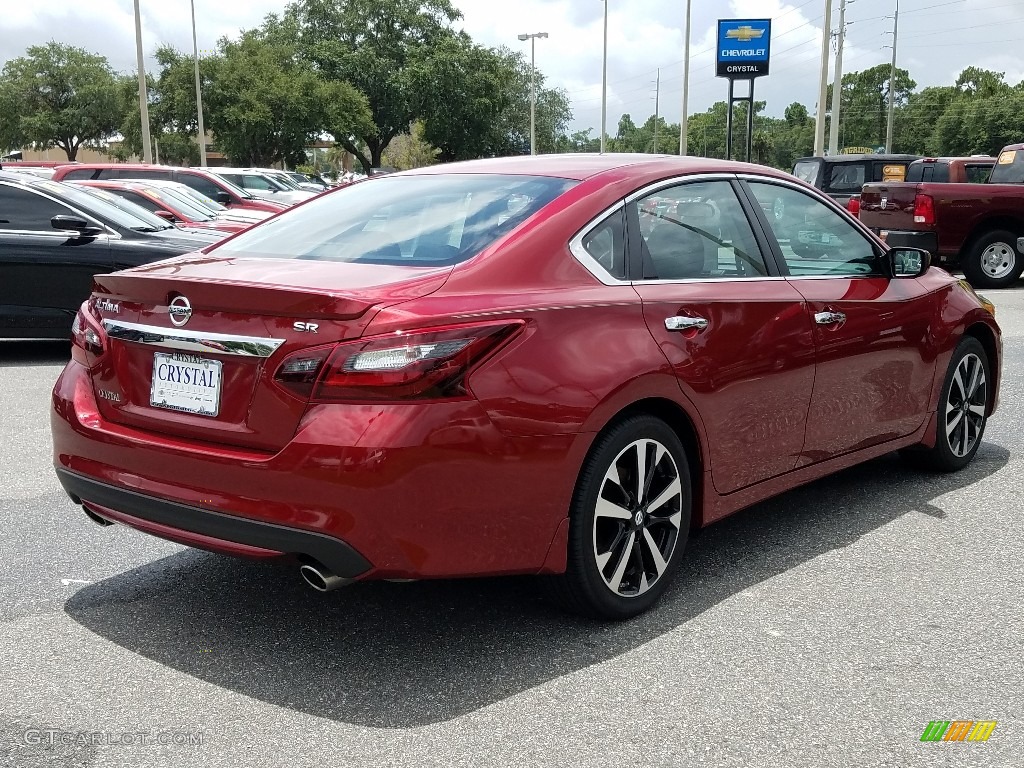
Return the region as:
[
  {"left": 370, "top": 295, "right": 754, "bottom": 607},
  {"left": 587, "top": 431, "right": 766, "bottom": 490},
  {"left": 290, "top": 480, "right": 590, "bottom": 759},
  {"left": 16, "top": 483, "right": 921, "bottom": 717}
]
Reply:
[
  {"left": 82, "top": 506, "right": 114, "bottom": 527},
  {"left": 299, "top": 562, "right": 351, "bottom": 592}
]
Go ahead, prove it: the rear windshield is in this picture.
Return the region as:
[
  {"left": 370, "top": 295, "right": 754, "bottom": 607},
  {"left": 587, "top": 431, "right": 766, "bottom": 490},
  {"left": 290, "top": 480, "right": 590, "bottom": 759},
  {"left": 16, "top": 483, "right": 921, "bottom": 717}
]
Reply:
[
  {"left": 907, "top": 163, "right": 949, "bottom": 183},
  {"left": 212, "top": 174, "right": 577, "bottom": 266},
  {"left": 965, "top": 164, "right": 993, "bottom": 183},
  {"left": 988, "top": 149, "right": 1024, "bottom": 183},
  {"left": 792, "top": 160, "right": 820, "bottom": 186}
]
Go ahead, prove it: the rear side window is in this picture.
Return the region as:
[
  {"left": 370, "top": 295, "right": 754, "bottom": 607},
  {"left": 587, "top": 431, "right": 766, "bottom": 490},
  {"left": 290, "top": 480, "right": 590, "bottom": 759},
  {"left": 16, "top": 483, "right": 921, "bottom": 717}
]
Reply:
[
  {"left": 213, "top": 174, "right": 575, "bottom": 266},
  {"left": 115, "top": 169, "right": 168, "bottom": 181},
  {"left": 826, "top": 164, "right": 865, "bottom": 193},
  {"left": 792, "top": 160, "right": 820, "bottom": 186},
  {"left": 965, "top": 164, "right": 992, "bottom": 183}
]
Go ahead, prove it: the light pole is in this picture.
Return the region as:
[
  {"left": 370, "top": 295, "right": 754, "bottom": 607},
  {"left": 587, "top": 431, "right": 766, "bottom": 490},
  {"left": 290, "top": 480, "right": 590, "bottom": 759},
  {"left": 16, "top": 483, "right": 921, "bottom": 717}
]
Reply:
[
  {"left": 600, "top": 0, "right": 608, "bottom": 153},
  {"left": 885, "top": 0, "right": 900, "bottom": 153},
  {"left": 813, "top": 0, "right": 833, "bottom": 157},
  {"left": 828, "top": 0, "right": 848, "bottom": 157},
  {"left": 190, "top": 0, "right": 207, "bottom": 166},
  {"left": 679, "top": 0, "right": 692, "bottom": 155},
  {"left": 518, "top": 32, "right": 549, "bottom": 155},
  {"left": 133, "top": 0, "right": 153, "bottom": 163}
]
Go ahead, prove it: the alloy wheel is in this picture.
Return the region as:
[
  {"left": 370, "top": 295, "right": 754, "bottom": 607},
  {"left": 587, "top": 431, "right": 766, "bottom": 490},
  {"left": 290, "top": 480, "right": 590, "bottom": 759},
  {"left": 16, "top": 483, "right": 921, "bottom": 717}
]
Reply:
[
  {"left": 945, "top": 352, "right": 987, "bottom": 458},
  {"left": 592, "top": 438, "right": 683, "bottom": 598}
]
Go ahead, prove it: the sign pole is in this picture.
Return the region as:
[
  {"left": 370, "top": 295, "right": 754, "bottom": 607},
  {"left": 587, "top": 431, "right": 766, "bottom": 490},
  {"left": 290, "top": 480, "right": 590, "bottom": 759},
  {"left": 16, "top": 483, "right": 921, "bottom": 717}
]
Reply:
[
  {"left": 716, "top": 19, "right": 771, "bottom": 165},
  {"left": 746, "top": 79, "right": 755, "bottom": 163}
]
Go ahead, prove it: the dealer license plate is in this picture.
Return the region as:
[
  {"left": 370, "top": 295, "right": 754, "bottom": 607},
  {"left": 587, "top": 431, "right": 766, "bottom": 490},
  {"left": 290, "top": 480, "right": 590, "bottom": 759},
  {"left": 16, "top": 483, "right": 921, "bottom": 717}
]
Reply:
[{"left": 150, "top": 352, "right": 222, "bottom": 417}]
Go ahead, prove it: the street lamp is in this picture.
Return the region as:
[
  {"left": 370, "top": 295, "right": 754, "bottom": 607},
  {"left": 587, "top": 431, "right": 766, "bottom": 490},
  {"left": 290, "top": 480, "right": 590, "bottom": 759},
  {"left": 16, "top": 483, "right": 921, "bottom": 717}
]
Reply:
[
  {"left": 600, "top": 0, "right": 608, "bottom": 153},
  {"left": 190, "top": 0, "right": 207, "bottom": 166},
  {"left": 518, "top": 32, "right": 549, "bottom": 155},
  {"left": 133, "top": 0, "right": 153, "bottom": 163}
]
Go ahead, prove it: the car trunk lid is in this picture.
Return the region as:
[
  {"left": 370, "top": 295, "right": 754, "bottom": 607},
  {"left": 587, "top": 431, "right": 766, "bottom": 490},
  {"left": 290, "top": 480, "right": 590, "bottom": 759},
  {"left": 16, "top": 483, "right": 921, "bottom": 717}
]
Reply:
[{"left": 87, "top": 256, "right": 451, "bottom": 451}]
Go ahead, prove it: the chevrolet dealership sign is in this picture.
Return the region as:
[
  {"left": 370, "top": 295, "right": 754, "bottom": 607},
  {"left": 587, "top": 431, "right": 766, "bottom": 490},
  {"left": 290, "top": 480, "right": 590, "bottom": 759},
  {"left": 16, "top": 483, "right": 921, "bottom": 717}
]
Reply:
[{"left": 717, "top": 19, "right": 772, "bottom": 78}]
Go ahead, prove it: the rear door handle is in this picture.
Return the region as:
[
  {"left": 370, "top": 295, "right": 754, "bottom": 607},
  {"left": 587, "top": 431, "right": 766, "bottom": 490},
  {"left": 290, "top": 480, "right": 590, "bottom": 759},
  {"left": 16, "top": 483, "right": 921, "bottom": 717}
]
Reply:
[
  {"left": 814, "top": 310, "right": 846, "bottom": 325},
  {"left": 665, "top": 316, "right": 709, "bottom": 332}
]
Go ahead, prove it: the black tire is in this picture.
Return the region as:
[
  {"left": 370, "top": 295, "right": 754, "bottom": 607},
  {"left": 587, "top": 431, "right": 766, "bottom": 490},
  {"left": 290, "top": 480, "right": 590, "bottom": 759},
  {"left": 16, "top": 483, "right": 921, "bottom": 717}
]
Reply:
[
  {"left": 901, "top": 337, "right": 990, "bottom": 472},
  {"left": 961, "top": 229, "right": 1024, "bottom": 289},
  {"left": 542, "top": 415, "right": 692, "bottom": 620}
]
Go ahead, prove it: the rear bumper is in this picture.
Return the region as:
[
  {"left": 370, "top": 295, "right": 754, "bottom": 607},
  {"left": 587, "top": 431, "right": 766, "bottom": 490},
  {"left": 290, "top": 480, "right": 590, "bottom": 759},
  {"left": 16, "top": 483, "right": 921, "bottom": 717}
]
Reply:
[
  {"left": 51, "top": 359, "right": 578, "bottom": 579},
  {"left": 875, "top": 229, "right": 939, "bottom": 256},
  {"left": 57, "top": 468, "right": 372, "bottom": 578}
]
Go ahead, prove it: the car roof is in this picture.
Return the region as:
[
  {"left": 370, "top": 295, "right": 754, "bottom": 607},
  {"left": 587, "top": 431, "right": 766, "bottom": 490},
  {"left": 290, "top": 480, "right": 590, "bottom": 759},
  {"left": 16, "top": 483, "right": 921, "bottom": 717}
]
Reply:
[
  {"left": 794, "top": 154, "right": 920, "bottom": 164},
  {"left": 912, "top": 156, "right": 996, "bottom": 163},
  {"left": 398, "top": 153, "right": 793, "bottom": 182}
]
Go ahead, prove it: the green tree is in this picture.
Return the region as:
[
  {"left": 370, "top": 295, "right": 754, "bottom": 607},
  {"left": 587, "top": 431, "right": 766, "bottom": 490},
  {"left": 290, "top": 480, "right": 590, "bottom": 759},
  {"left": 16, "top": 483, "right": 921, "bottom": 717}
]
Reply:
[
  {"left": 381, "top": 121, "right": 440, "bottom": 169},
  {"left": 201, "top": 29, "right": 371, "bottom": 167},
  {"left": 828, "top": 64, "right": 916, "bottom": 150},
  {"left": 0, "top": 42, "right": 125, "bottom": 160},
  {"left": 285, "top": 0, "right": 462, "bottom": 171}
]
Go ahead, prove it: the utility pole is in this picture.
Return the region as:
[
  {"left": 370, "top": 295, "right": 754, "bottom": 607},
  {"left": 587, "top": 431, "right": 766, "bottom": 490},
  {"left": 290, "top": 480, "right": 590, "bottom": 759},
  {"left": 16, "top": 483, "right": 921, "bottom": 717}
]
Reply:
[
  {"left": 133, "top": 0, "right": 153, "bottom": 163},
  {"left": 191, "top": 0, "right": 207, "bottom": 166},
  {"left": 653, "top": 68, "right": 660, "bottom": 152},
  {"left": 885, "top": 0, "right": 900, "bottom": 153},
  {"left": 828, "top": 0, "right": 848, "bottom": 156},
  {"left": 813, "top": 0, "right": 833, "bottom": 157},
  {"left": 518, "top": 32, "right": 549, "bottom": 155},
  {"left": 600, "top": 0, "right": 609, "bottom": 153},
  {"left": 679, "top": 0, "right": 692, "bottom": 155}
]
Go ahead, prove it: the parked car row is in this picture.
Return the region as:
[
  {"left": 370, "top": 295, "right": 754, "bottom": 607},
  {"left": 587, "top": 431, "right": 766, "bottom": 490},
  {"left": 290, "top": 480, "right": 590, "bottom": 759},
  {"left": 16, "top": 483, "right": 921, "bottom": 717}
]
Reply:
[{"left": 791, "top": 148, "right": 1024, "bottom": 288}]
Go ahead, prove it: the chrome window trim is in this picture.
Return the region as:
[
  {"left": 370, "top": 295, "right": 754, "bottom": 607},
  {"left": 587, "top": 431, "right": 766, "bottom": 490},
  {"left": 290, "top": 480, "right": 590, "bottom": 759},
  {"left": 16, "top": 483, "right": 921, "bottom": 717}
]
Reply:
[
  {"left": 570, "top": 173, "right": 772, "bottom": 286},
  {"left": 568, "top": 200, "right": 627, "bottom": 286},
  {"left": 103, "top": 320, "right": 285, "bottom": 358}
]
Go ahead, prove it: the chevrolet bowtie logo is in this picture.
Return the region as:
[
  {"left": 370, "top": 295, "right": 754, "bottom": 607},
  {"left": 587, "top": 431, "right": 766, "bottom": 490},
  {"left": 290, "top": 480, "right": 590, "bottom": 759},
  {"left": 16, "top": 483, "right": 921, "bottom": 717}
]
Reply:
[{"left": 726, "top": 26, "right": 765, "bottom": 43}]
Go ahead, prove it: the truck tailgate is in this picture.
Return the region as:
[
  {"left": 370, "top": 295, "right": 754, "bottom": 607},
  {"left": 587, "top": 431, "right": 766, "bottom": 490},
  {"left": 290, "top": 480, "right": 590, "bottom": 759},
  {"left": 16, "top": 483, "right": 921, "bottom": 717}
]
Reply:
[{"left": 858, "top": 182, "right": 921, "bottom": 231}]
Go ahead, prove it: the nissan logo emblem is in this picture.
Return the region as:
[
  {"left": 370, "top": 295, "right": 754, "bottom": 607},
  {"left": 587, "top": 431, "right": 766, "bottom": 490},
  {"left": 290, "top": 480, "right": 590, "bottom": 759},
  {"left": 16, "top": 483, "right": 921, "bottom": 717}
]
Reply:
[{"left": 168, "top": 295, "right": 193, "bottom": 327}]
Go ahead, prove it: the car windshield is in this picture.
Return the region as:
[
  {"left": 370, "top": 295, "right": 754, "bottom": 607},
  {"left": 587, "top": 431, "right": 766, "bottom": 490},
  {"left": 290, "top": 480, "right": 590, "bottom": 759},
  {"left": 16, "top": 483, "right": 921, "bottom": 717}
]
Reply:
[
  {"left": 174, "top": 185, "right": 227, "bottom": 212},
  {"left": 267, "top": 173, "right": 302, "bottom": 190},
  {"left": 212, "top": 174, "right": 576, "bottom": 266},
  {"left": 38, "top": 180, "right": 174, "bottom": 231},
  {"left": 988, "top": 149, "right": 1024, "bottom": 183}
]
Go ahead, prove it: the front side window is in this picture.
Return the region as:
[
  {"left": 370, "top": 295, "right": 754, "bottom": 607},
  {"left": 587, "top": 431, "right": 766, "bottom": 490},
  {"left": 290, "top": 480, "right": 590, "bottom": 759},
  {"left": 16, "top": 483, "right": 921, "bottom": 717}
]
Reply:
[
  {"left": 213, "top": 174, "right": 575, "bottom": 266},
  {"left": 178, "top": 173, "right": 229, "bottom": 200},
  {"left": 0, "top": 184, "right": 75, "bottom": 231},
  {"left": 632, "top": 180, "right": 767, "bottom": 280},
  {"left": 747, "top": 182, "right": 881, "bottom": 277}
]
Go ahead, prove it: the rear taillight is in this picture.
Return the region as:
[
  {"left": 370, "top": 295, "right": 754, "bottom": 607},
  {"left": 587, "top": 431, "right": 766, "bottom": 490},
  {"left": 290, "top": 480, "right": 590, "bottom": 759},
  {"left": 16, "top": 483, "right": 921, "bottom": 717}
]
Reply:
[
  {"left": 274, "top": 321, "right": 525, "bottom": 402},
  {"left": 846, "top": 196, "right": 861, "bottom": 216},
  {"left": 913, "top": 194, "right": 935, "bottom": 226},
  {"left": 70, "top": 301, "right": 105, "bottom": 363}
]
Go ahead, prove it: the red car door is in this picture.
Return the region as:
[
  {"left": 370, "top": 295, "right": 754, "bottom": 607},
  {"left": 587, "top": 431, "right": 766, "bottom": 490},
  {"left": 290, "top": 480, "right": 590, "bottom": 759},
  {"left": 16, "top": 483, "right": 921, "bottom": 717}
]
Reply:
[
  {"left": 744, "top": 180, "right": 937, "bottom": 465},
  {"left": 628, "top": 178, "right": 816, "bottom": 495}
]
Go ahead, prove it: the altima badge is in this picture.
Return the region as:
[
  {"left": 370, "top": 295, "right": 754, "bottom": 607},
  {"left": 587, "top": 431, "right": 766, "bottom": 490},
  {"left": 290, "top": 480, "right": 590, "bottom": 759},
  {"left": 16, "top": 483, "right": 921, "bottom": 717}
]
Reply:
[{"left": 168, "top": 296, "right": 193, "bottom": 327}]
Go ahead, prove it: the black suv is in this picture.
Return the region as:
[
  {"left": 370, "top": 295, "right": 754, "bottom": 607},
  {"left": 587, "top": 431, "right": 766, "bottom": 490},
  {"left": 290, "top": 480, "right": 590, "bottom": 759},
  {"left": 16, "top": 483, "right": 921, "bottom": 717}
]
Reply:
[
  {"left": 0, "top": 172, "right": 218, "bottom": 339},
  {"left": 791, "top": 154, "right": 921, "bottom": 206}
]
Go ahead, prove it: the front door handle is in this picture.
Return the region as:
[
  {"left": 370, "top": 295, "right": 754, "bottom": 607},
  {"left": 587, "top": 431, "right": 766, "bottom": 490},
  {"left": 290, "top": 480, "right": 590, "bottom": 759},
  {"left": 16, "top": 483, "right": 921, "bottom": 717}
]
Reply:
[
  {"left": 814, "top": 310, "right": 846, "bottom": 325},
  {"left": 665, "top": 315, "right": 709, "bottom": 332}
]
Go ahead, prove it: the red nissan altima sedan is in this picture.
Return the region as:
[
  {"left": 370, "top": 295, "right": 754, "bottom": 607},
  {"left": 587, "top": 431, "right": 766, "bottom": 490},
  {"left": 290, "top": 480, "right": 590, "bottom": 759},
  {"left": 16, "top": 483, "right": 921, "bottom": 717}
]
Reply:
[{"left": 51, "top": 155, "right": 1001, "bottom": 619}]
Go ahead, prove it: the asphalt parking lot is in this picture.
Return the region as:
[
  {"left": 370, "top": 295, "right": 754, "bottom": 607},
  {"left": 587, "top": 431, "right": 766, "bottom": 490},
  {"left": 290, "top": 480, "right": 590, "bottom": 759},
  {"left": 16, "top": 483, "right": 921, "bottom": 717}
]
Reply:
[{"left": 0, "top": 288, "right": 1021, "bottom": 768}]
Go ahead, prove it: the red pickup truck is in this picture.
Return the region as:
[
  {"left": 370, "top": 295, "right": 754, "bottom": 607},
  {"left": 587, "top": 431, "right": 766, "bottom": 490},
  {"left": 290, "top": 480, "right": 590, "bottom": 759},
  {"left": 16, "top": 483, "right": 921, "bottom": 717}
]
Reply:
[{"left": 859, "top": 148, "right": 1024, "bottom": 288}]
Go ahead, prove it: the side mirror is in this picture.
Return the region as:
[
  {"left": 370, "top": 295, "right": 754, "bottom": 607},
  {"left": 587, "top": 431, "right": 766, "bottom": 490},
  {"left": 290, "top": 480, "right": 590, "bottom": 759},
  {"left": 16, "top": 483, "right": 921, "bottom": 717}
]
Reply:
[
  {"left": 154, "top": 210, "right": 177, "bottom": 222},
  {"left": 214, "top": 191, "right": 232, "bottom": 205},
  {"left": 888, "top": 247, "right": 931, "bottom": 278},
  {"left": 51, "top": 214, "right": 103, "bottom": 237}
]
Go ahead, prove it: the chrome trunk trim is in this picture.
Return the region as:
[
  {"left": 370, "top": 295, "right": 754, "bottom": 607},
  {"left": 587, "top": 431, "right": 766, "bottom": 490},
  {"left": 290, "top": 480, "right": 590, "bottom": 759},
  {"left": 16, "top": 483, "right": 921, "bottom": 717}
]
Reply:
[{"left": 102, "top": 320, "right": 285, "bottom": 358}]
